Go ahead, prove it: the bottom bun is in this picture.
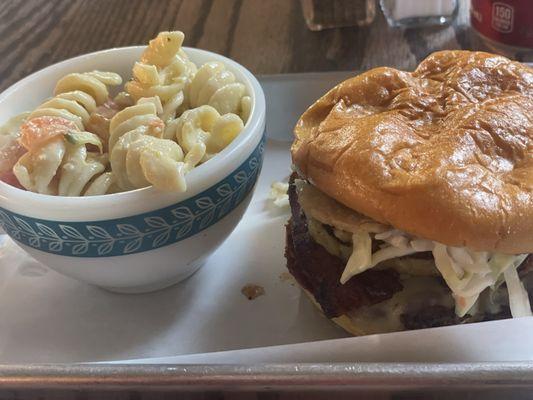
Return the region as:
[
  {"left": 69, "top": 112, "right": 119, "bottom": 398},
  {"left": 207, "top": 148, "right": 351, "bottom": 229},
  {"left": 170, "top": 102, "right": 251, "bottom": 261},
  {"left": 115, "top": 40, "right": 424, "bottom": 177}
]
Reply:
[{"left": 299, "top": 285, "right": 369, "bottom": 337}]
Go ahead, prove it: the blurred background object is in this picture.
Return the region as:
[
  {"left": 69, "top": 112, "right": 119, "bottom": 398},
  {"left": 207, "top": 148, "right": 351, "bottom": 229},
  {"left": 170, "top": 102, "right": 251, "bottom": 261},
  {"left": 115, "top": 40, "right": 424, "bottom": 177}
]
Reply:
[
  {"left": 301, "top": 0, "right": 376, "bottom": 31},
  {"left": 380, "top": 0, "right": 458, "bottom": 28},
  {"left": 470, "top": 0, "right": 533, "bottom": 57},
  {"left": 0, "top": 0, "right": 531, "bottom": 95}
]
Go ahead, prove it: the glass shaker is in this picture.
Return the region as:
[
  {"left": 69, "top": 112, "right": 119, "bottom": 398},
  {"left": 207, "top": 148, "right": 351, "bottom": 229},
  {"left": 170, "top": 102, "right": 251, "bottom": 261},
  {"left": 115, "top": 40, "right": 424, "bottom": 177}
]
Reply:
[
  {"left": 380, "top": 0, "right": 458, "bottom": 28},
  {"left": 301, "top": 0, "right": 377, "bottom": 31}
]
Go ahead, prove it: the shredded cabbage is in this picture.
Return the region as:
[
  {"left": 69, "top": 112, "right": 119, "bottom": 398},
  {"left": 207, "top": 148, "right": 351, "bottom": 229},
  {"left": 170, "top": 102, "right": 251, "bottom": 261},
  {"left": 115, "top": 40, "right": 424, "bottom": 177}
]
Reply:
[
  {"left": 341, "top": 231, "right": 372, "bottom": 284},
  {"left": 489, "top": 253, "right": 523, "bottom": 279},
  {"left": 503, "top": 258, "right": 532, "bottom": 318},
  {"left": 340, "top": 227, "right": 531, "bottom": 318}
]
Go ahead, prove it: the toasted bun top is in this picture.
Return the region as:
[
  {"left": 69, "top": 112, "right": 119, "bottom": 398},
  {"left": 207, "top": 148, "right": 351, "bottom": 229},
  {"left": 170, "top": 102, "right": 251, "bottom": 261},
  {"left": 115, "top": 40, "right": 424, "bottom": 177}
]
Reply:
[{"left": 292, "top": 51, "right": 533, "bottom": 254}]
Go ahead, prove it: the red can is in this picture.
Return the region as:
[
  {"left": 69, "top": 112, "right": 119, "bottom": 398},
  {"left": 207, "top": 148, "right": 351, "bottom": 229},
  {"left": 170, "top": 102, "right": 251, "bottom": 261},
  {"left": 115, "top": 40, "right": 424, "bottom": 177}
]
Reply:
[{"left": 470, "top": 0, "right": 533, "bottom": 51}]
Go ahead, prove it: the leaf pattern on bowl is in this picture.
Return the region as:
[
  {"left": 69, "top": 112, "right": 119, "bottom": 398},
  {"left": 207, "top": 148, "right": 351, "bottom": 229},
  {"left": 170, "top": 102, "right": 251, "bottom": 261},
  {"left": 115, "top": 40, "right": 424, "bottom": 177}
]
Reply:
[{"left": 0, "top": 136, "right": 265, "bottom": 257}]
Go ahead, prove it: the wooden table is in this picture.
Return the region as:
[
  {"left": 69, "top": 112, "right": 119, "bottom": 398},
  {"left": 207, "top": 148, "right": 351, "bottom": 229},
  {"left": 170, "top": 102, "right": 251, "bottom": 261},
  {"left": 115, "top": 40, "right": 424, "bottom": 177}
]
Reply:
[{"left": 2, "top": 0, "right": 527, "bottom": 93}]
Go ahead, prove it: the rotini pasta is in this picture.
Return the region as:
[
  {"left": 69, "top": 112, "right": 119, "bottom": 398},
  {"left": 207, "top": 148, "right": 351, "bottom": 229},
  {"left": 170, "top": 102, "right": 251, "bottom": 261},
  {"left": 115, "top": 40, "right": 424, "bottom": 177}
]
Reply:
[
  {"left": 12, "top": 117, "right": 113, "bottom": 196},
  {"left": 108, "top": 98, "right": 165, "bottom": 152},
  {"left": 109, "top": 99, "right": 202, "bottom": 191},
  {"left": 5, "top": 71, "right": 122, "bottom": 196},
  {"left": 84, "top": 171, "right": 115, "bottom": 196},
  {"left": 1, "top": 30, "right": 253, "bottom": 197},
  {"left": 189, "top": 61, "right": 251, "bottom": 122},
  {"left": 125, "top": 31, "right": 197, "bottom": 122},
  {"left": 0, "top": 112, "right": 30, "bottom": 177},
  {"left": 56, "top": 143, "right": 110, "bottom": 196},
  {"left": 13, "top": 138, "right": 66, "bottom": 195},
  {"left": 111, "top": 130, "right": 183, "bottom": 191},
  {"left": 29, "top": 71, "right": 122, "bottom": 131},
  {"left": 140, "top": 140, "right": 203, "bottom": 192},
  {"left": 173, "top": 105, "right": 244, "bottom": 162}
]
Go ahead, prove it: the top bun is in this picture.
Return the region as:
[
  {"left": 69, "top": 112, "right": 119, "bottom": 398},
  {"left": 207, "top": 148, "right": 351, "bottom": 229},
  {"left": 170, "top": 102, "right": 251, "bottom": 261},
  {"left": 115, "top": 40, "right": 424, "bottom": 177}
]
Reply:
[{"left": 292, "top": 51, "right": 533, "bottom": 254}]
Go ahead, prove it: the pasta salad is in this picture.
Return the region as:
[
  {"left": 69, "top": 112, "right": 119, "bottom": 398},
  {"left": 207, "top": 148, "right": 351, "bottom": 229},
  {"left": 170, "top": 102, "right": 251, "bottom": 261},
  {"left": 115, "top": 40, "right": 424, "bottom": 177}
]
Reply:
[{"left": 0, "top": 31, "right": 251, "bottom": 196}]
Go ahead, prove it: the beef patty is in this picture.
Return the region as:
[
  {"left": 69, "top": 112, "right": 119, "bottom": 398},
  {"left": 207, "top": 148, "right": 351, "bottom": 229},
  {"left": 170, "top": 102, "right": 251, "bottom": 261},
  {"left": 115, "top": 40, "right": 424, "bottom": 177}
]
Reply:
[{"left": 286, "top": 174, "right": 403, "bottom": 319}]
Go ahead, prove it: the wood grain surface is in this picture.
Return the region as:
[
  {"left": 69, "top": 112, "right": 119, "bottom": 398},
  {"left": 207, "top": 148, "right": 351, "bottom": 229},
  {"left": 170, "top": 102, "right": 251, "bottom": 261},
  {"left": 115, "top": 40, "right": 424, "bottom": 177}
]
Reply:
[{"left": 2, "top": 0, "right": 529, "bottom": 93}]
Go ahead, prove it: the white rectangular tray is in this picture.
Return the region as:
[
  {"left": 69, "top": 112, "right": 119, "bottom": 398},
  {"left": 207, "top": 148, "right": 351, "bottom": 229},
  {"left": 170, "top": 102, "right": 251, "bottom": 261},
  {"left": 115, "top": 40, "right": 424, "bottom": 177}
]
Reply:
[{"left": 0, "top": 72, "right": 532, "bottom": 366}]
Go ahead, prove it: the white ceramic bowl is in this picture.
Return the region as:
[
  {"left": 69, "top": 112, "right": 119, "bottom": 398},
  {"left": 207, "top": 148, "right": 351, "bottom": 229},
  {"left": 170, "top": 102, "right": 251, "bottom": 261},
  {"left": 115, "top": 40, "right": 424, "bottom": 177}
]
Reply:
[{"left": 0, "top": 46, "right": 266, "bottom": 293}]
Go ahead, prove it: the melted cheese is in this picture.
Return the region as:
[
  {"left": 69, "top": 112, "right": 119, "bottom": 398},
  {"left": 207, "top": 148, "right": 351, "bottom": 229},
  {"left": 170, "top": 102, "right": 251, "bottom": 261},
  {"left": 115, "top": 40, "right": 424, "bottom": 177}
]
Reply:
[{"left": 342, "top": 275, "right": 454, "bottom": 334}]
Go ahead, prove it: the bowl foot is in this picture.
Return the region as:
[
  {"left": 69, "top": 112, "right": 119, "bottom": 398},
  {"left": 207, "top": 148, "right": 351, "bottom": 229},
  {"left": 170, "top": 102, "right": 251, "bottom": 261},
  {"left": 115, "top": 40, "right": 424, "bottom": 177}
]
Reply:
[{"left": 99, "top": 263, "right": 202, "bottom": 294}]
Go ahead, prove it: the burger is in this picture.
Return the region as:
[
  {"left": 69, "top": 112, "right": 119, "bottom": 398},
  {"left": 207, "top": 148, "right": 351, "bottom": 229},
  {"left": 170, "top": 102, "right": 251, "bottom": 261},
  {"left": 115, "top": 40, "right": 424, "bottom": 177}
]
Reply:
[{"left": 286, "top": 50, "right": 533, "bottom": 336}]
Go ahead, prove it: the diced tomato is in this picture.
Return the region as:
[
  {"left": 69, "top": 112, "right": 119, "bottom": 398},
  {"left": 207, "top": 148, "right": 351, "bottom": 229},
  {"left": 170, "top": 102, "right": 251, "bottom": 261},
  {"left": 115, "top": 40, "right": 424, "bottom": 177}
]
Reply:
[
  {"left": 148, "top": 118, "right": 165, "bottom": 137},
  {"left": 19, "top": 116, "right": 75, "bottom": 152},
  {"left": 86, "top": 98, "right": 124, "bottom": 152},
  {"left": 0, "top": 170, "right": 24, "bottom": 189}
]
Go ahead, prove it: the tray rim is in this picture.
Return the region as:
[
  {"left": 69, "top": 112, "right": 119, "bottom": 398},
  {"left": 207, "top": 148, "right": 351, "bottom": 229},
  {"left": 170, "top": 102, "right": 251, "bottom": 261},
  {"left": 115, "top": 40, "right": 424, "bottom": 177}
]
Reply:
[{"left": 1, "top": 362, "right": 533, "bottom": 390}]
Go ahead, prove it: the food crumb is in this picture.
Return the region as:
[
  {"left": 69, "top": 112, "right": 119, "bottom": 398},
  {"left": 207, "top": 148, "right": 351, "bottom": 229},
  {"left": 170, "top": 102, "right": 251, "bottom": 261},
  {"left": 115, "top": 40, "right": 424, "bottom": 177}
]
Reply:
[
  {"left": 279, "top": 272, "right": 296, "bottom": 286},
  {"left": 268, "top": 181, "right": 289, "bottom": 208},
  {"left": 241, "top": 283, "right": 265, "bottom": 300}
]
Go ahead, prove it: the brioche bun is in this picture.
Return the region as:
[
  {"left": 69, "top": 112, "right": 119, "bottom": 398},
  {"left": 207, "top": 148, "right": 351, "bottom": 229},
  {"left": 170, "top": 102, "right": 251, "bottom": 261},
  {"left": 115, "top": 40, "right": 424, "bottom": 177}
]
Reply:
[{"left": 292, "top": 51, "right": 533, "bottom": 254}]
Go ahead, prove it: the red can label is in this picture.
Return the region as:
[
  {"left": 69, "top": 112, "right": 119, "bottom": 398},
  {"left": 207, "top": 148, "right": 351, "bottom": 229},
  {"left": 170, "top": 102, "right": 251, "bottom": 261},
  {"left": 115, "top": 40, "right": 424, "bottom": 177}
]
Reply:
[{"left": 471, "top": 0, "right": 533, "bottom": 49}]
